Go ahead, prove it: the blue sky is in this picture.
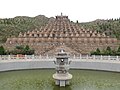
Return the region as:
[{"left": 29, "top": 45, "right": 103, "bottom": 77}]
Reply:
[{"left": 0, "top": 0, "right": 120, "bottom": 22}]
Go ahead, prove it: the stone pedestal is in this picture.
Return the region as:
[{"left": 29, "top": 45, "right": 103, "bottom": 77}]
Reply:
[
  {"left": 53, "top": 49, "right": 72, "bottom": 87},
  {"left": 55, "top": 79, "right": 71, "bottom": 86},
  {"left": 53, "top": 73, "right": 72, "bottom": 87}
]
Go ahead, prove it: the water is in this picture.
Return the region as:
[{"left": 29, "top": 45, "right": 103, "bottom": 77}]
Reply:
[{"left": 0, "top": 69, "right": 120, "bottom": 90}]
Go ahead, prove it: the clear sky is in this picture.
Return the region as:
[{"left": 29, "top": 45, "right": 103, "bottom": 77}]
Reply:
[{"left": 0, "top": 0, "right": 120, "bottom": 22}]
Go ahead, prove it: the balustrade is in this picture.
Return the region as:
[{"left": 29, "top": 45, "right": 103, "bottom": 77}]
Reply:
[{"left": 0, "top": 55, "right": 120, "bottom": 61}]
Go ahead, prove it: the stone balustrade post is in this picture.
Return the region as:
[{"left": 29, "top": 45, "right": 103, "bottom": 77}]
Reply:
[
  {"left": 46, "top": 54, "right": 49, "bottom": 59},
  {"left": 116, "top": 56, "right": 119, "bottom": 61},
  {"left": 25, "top": 55, "right": 27, "bottom": 60},
  {"left": 17, "top": 55, "right": 19, "bottom": 60},
  {"left": 74, "top": 54, "right": 75, "bottom": 59},
  {"left": 8, "top": 55, "right": 11, "bottom": 60},
  {"left": 39, "top": 55, "right": 41, "bottom": 59},
  {"left": 93, "top": 55, "right": 95, "bottom": 60},
  {"left": 100, "top": 55, "right": 103, "bottom": 60},
  {"left": 108, "top": 55, "right": 110, "bottom": 60},
  {"left": 79, "top": 54, "right": 81, "bottom": 59},
  {"left": 86, "top": 54, "right": 88, "bottom": 60},
  {"left": 32, "top": 55, "right": 35, "bottom": 60}
]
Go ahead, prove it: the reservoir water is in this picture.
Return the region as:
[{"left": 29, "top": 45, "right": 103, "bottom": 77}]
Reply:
[{"left": 0, "top": 69, "right": 120, "bottom": 90}]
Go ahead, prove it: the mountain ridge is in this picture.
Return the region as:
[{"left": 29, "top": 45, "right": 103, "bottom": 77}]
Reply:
[{"left": 0, "top": 15, "right": 120, "bottom": 43}]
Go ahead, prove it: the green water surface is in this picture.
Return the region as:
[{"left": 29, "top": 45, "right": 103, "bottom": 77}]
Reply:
[{"left": 0, "top": 69, "right": 120, "bottom": 90}]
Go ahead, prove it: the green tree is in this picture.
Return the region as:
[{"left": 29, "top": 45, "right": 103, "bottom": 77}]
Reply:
[
  {"left": 0, "top": 46, "right": 6, "bottom": 55},
  {"left": 96, "top": 48, "right": 101, "bottom": 55},
  {"left": 90, "top": 51, "right": 96, "bottom": 55},
  {"left": 112, "top": 50, "right": 117, "bottom": 56},
  {"left": 117, "top": 46, "right": 120, "bottom": 52},
  {"left": 9, "top": 45, "right": 35, "bottom": 55},
  {"left": 15, "top": 45, "right": 24, "bottom": 50},
  {"left": 116, "top": 46, "right": 120, "bottom": 55},
  {"left": 90, "top": 48, "right": 101, "bottom": 55},
  {"left": 23, "top": 45, "right": 32, "bottom": 55},
  {"left": 24, "top": 45, "right": 30, "bottom": 51},
  {"left": 106, "top": 46, "right": 112, "bottom": 55}
]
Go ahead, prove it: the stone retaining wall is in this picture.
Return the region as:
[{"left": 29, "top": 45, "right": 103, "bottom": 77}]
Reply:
[{"left": 0, "top": 59, "right": 120, "bottom": 72}]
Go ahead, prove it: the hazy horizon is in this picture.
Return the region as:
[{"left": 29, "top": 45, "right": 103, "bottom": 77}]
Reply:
[
  {"left": 0, "top": 0, "right": 120, "bottom": 22},
  {"left": 0, "top": 14, "right": 119, "bottom": 23}
]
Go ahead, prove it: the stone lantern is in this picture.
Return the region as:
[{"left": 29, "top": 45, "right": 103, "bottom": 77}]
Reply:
[{"left": 53, "top": 49, "right": 72, "bottom": 87}]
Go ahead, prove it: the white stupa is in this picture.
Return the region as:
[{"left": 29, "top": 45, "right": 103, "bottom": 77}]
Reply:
[{"left": 53, "top": 49, "right": 72, "bottom": 87}]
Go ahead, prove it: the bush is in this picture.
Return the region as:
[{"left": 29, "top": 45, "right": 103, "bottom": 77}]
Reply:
[
  {"left": 90, "top": 46, "right": 120, "bottom": 56},
  {"left": 7, "top": 45, "right": 35, "bottom": 55},
  {"left": 0, "top": 46, "right": 6, "bottom": 55}
]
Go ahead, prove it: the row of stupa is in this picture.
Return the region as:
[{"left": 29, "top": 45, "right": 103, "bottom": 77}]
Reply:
[{"left": 5, "top": 14, "right": 119, "bottom": 55}]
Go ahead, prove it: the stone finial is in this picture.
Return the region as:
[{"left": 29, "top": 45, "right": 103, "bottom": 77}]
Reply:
[
  {"left": 86, "top": 33, "right": 90, "bottom": 37},
  {"left": 23, "top": 32, "right": 27, "bottom": 37},
  {"left": 34, "top": 34, "right": 38, "bottom": 37},
  {"left": 32, "top": 30, "right": 36, "bottom": 33},
  {"left": 97, "top": 32, "right": 101, "bottom": 37},
  {"left": 35, "top": 28, "right": 38, "bottom": 31},
  {"left": 27, "top": 31, "right": 30, "bottom": 34},
  {"left": 37, "top": 30, "right": 40, "bottom": 33},
  {"left": 84, "top": 30, "right": 87, "bottom": 33},
  {"left": 76, "top": 33, "right": 79, "bottom": 37},
  {"left": 91, "top": 33, "right": 96, "bottom": 37},
  {"left": 44, "top": 33, "right": 48, "bottom": 37},
  {"left": 87, "top": 29, "right": 90, "bottom": 32},
  {"left": 102, "top": 33, "right": 106, "bottom": 37},
  {"left": 61, "top": 12, "right": 63, "bottom": 16},
  {"left": 50, "top": 33, "right": 53, "bottom": 38},
  {"left": 94, "top": 31, "right": 97, "bottom": 34},
  {"left": 81, "top": 33, "right": 85, "bottom": 37},
  {"left": 18, "top": 32, "right": 23, "bottom": 37},
  {"left": 89, "top": 30, "right": 92, "bottom": 34}
]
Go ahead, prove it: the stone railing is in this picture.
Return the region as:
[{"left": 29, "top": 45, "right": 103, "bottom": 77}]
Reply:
[
  {"left": 0, "top": 55, "right": 120, "bottom": 61},
  {"left": 70, "top": 55, "right": 120, "bottom": 61},
  {"left": 0, "top": 55, "right": 54, "bottom": 61}
]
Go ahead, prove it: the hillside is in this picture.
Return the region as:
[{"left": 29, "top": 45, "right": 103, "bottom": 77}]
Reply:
[
  {"left": 0, "top": 15, "right": 120, "bottom": 43},
  {"left": 79, "top": 18, "right": 120, "bottom": 39},
  {"left": 0, "top": 15, "right": 49, "bottom": 43}
]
